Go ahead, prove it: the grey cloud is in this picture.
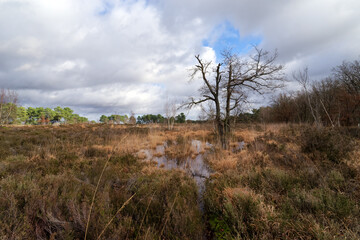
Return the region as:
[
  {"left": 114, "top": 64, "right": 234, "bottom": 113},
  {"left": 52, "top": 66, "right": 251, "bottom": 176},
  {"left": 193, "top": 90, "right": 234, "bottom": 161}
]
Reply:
[
  {"left": 1, "top": 0, "right": 359, "bottom": 120},
  {"left": 153, "top": 0, "right": 360, "bottom": 70}
]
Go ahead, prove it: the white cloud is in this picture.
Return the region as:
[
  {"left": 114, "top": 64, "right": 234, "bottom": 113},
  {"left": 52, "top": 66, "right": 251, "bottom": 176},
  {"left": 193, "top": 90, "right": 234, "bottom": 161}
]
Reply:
[
  {"left": 0, "top": 0, "right": 359, "bottom": 120},
  {"left": 53, "top": 60, "right": 87, "bottom": 73}
]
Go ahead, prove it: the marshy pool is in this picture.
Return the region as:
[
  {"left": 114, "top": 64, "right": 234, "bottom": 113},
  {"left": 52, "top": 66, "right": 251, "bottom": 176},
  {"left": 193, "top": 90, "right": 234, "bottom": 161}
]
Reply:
[
  {"left": 137, "top": 139, "right": 246, "bottom": 211},
  {"left": 138, "top": 140, "right": 212, "bottom": 210}
]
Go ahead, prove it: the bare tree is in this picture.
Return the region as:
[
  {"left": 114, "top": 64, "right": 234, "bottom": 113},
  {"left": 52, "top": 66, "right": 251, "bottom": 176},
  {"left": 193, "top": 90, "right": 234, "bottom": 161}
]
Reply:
[
  {"left": 333, "top": 59, "right": 360, "bottom": 125},
  {"left": 333, "top": 59, "right": 360, "bottom": 95},
  {"left": 164, "top": 99, "right": 177, "bottom": 130},
  {"left": 271, "top": 93, "right": 296, "bottom": 123},
  {"left": 186, "top": 47, "right": 284, "bottom": 149},
  {"left": 197, "top": 101, "right": 217, "bottom": 132},
  {"left": 312, "top": 78, "right": 338, "bottom": 127},
  {"left": 129, "top": 111, "right": 136, "bottom": 124},
  {"left": 0, "top": 89, "right": 18, "bottom": 125},
  {"left": 293, "top": 68, "right": 322, "bottom": 127},
  {"left": 198, "top": 101, "right": 216, "bottom": 121}
]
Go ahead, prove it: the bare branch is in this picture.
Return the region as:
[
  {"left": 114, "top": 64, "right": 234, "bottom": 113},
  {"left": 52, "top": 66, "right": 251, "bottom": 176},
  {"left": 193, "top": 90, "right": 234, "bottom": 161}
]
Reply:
[{"left": 186, "top": 47, "right": 284, "bottom": 149}]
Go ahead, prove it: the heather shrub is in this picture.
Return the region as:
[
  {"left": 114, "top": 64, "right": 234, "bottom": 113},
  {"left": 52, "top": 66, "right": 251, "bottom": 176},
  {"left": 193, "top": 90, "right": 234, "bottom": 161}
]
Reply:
[{"left": 300, "top": 127, "right": 354, "bottom": 163}]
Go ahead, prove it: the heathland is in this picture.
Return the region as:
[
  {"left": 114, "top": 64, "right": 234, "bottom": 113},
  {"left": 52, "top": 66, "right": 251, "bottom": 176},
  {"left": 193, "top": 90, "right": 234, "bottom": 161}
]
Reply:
[{"left": 1, "top": 123, "right": 359, "bottom": 239}]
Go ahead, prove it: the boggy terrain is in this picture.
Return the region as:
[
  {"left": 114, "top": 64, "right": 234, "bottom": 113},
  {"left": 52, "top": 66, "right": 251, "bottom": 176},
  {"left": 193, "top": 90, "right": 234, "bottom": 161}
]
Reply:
[{"left": 0, "top": 123, "right": 359, "bottom": 239}]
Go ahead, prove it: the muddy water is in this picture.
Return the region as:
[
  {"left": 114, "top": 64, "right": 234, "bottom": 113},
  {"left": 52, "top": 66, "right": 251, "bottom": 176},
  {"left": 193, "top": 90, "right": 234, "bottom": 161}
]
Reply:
[
  {"left": 138, "top": 140, "right": 245, "bottom": 211},
  {"left": 234, "top": 141, "right": 246, "bottom": 152},
  {"left": 138, "top": 140, "right": 212, "bottom": 211}
]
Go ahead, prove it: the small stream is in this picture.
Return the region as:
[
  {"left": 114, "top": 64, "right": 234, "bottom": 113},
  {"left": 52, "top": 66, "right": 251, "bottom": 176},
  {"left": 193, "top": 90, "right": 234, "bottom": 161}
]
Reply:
[{"left": 137, "top": 140, "right": 245, "bottom": 239}]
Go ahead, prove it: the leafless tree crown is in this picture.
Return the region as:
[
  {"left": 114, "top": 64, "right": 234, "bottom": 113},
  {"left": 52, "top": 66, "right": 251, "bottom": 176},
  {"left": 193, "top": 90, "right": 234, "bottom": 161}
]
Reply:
[
  {"left": 0, "top": 89, "right": 18, "bottom": 124},
  {"left": 186, "top": 47, "right": 284, "bottom": 149}
]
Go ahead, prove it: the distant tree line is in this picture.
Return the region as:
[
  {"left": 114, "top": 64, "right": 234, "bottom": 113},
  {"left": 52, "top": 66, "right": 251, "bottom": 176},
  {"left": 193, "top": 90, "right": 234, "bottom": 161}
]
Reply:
[
  {"left": 99, "top": 113, "right": 185, "bottom": 125},
  {"left": 263, "top": 59, "right": 360, "bottom": 126},
  {"left": 23, "top": 106, "right": 88, "bottom": 125},
  {"left": 233, "top": 59, "right": 360, "bottom": 126},
  {"left": 136, "top": 113, "right": 186, "bottom": 124},
  {"left": 20, "top": 106, "right": 88, "bottom": 125},
  {"left": 0, "top": 90, "right": 88, "bottom": 125},
  {"left": 234, "top": 109, "right": 262, "bottom": 123},
  {"left": 100, "top": 114, "right": 129, "bottom": 124},
  {"left": 136, "top": 114, "right": 164, "bottom": 124}
]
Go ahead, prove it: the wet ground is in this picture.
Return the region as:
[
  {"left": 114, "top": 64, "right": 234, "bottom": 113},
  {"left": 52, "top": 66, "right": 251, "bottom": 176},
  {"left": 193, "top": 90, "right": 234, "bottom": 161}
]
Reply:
[
  {"left": 138, "top": 140, "right": 211, "bottom": 209},
  {"left": 138, "top": 140, "right": 245, "bottom": 211}
]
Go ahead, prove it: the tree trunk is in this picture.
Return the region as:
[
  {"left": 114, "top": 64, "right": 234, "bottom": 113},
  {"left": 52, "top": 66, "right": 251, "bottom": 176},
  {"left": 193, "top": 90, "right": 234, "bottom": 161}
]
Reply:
[
  {"left": 215, "top": 98, "right": 228, "bottom": 149},
  {"left": 223, "top": 64, "right": 232, "bottom": 150}
]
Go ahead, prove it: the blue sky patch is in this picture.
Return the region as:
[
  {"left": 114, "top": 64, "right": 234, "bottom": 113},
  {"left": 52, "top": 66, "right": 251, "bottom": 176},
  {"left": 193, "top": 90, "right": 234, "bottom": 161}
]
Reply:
[
  {"left": 202, "top": 21, "right": 262, "bottom": 60},
  {"left": 97, "top": 0, "right": 115, "bottom": 16}
]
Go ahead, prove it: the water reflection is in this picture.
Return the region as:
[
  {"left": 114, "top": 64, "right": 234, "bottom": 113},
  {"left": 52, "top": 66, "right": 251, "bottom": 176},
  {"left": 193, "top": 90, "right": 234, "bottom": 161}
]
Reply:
[
  {"left": 137, "top": 139, "right": 246, "bottom": 211},
  {"left": 138, "top": 140, "right": 212, "bottom": 210}
]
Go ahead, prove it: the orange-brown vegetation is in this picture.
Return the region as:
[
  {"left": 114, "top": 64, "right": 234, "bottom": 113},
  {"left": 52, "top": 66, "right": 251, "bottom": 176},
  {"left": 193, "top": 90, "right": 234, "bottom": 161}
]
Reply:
[{"left": 0, "top": 123, "right": 359, "bottom": 239}]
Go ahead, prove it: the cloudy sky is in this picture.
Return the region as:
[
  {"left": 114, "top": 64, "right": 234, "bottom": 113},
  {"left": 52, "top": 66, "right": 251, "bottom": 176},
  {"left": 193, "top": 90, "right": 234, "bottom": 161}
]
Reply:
[{"left": 1, "top": 0, "right": 359, "bottom": 120}]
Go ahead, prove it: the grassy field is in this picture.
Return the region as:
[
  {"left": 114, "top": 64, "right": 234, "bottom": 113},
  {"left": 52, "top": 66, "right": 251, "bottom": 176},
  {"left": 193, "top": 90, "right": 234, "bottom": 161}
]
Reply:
[{"left": 0, "top": 123, "right": 359, "bottom": 239}]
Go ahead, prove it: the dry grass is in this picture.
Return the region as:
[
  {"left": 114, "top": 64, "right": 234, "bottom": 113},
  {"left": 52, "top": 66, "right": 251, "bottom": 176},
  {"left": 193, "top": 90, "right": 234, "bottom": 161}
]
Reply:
[
  {"left": 204, "top": 123, "right": 360, "bottom": 239},
  {"left": 1, "top": 123, "right": 359, "bottom": 239},
  {"left": 211, "top": 153, "right": 238, "bottom": 172},
  {"left": 0, "top": 124, "right": 204, "bottom": 239},
  {"left": 136, "top": 151, "right": 148, "bottom": 160},
  {"left": 233, "top": 129, "right": 260, "bottom": 142}
]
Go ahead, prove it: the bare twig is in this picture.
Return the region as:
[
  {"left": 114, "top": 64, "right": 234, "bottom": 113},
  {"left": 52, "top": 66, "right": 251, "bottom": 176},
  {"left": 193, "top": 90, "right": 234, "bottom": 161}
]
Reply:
[
  {"left": 160, "top": 192, "right": 178, "bottom": 237},
  {"left": 84, "top": 134, "right": 128, "bottom": 239},
  {"left": 319, "top": 99, "right": 335, "bottom": 127},
  {"left": 84, "top": 155, "right": 111, "bottom": 240},
  {"left": 97, "top": 193, "right": 136, "bottom": 240},
  {"left": 135, "top": 191, "right": 156, "bottom": 240}
]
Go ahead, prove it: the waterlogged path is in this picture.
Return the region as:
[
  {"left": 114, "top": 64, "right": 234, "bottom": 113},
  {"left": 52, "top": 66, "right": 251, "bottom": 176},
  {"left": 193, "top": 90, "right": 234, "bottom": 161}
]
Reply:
[
  {"left": 138, "top": 139, "right": 246, "bottom": 210},
  {"left": 138, "top": 140, "right": 212, "bottom": 210}
]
